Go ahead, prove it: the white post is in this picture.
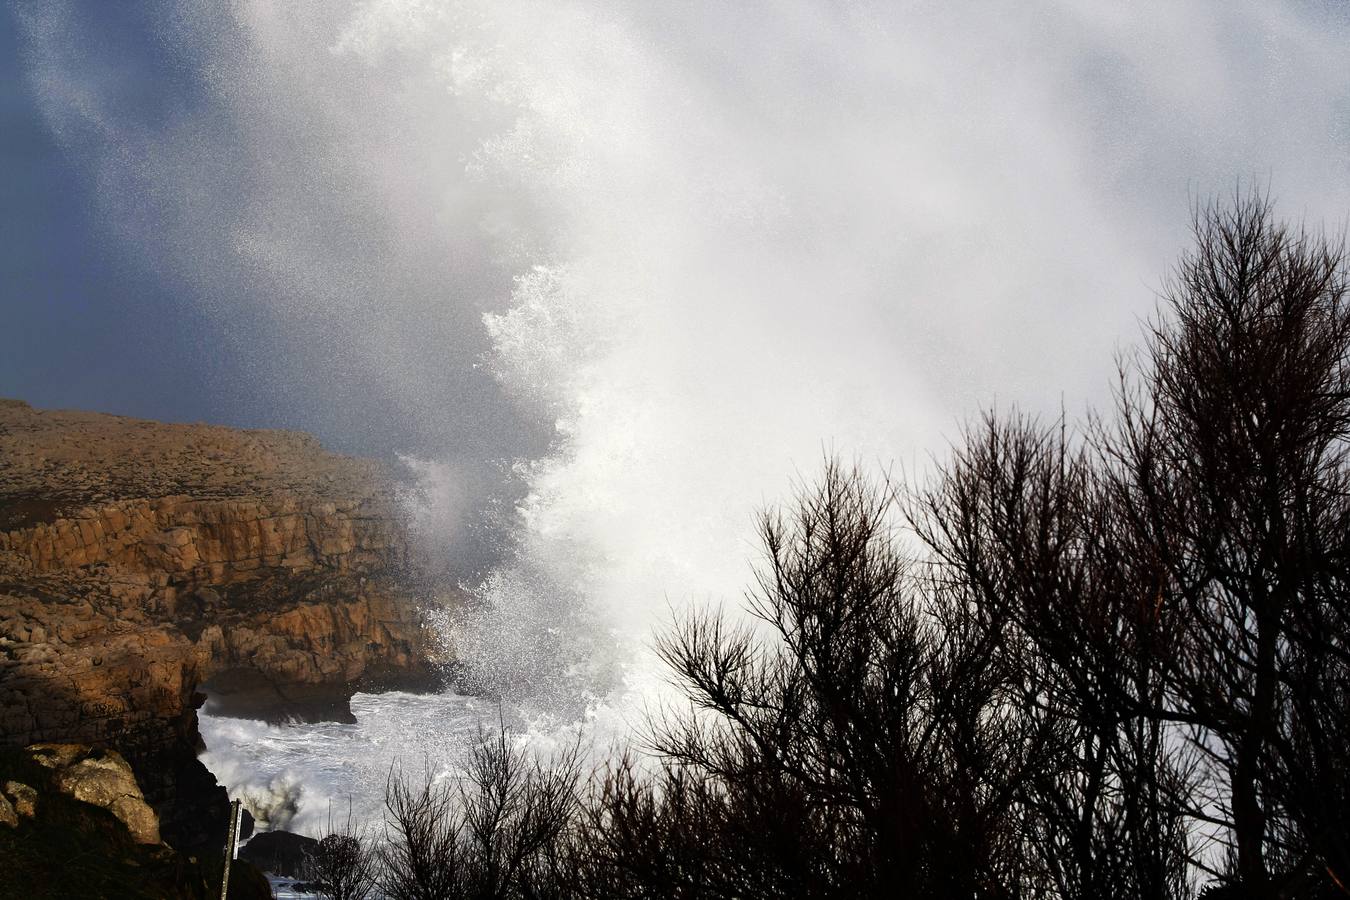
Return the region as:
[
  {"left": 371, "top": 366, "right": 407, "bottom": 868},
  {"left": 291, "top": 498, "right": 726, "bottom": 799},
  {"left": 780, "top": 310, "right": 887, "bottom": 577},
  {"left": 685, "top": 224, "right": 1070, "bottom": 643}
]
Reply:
[{"left": 220, "top": 798, "right": 241, "bottom": 900}]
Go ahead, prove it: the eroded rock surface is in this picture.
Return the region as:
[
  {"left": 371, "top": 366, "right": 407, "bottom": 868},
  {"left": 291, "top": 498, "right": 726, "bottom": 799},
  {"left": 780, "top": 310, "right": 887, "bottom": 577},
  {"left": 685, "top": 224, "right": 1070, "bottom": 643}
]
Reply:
[{"left": 0, "top": 399, "right": 451, "bottom": 849}]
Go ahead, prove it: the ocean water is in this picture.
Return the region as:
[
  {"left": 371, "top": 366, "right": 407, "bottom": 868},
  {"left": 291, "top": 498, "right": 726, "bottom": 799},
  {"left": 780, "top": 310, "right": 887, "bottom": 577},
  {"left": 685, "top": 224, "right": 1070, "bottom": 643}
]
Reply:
[
  {"left": 268, "top": 876, "right": 319, "bottom": 900},
  {"left": 201, "top": 691, "right": 489, "bottom": 836},
  {"left": 199, "top": 653, "right": 665, "bottom": 841}
]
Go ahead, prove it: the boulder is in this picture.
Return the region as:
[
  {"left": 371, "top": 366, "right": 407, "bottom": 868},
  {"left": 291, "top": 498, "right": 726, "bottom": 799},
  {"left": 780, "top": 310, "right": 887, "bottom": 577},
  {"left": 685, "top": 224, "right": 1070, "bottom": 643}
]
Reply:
[
  {"left": 3, "top": 780, "right": 38, "bottom": 818},
  {"left": 27, "top": 743, "right": 160, "bottom": 843}
]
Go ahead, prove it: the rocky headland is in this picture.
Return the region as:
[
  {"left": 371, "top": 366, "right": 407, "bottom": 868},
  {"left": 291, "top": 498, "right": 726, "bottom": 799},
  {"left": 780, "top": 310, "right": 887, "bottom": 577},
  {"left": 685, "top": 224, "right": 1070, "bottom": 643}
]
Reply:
[{"left": 0, "top": 398, "right": 450, "bottom": 857}]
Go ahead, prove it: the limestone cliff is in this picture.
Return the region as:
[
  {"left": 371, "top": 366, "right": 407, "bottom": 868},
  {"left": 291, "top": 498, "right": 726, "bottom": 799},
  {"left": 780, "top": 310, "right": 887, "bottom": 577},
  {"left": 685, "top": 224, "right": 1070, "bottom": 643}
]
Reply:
[{"left": 0, "top": 399, "right": 448, "bottom": 850}]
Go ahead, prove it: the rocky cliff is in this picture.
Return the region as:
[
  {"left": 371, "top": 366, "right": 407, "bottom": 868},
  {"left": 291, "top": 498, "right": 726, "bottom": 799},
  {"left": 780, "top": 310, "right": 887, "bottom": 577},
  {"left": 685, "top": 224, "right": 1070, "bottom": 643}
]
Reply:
[{"left": 0, "top": 399, "right": 446, "bottom": 850}]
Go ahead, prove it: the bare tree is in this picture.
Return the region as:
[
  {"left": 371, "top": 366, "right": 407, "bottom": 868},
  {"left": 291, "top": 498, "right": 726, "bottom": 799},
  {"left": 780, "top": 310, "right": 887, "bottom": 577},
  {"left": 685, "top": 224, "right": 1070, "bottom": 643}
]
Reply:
[
  {"left": 572, "top": 461, "right": 1053, "bottom": 898},
  {"left": 374, "top": 192, "right": 1350, "bottom": 900},
  {"left": 304, "top": 801, "right": 381, "bottom": 900},
  {"left": 380, "top": 724, "right": 584, "bottom": 900},
  {"left": 914, "top": 412, "right": 1195, "bottom": 900},
  {"left": 1109, "top": 189, "right": 1350, "bottom": 896},
  {"left": 382, "top": 766, "right": 465, "bottom": 900},
  {"left": 462, "top": 724, "right": 584, "bottom": 900}
]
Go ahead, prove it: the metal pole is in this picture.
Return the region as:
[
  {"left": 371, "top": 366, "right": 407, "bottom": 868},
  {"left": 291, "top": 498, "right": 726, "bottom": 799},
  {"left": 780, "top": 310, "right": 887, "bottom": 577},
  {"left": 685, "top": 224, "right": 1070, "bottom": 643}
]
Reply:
[{"left": 220, "top": 798, "right": 241, "bottom": 900}]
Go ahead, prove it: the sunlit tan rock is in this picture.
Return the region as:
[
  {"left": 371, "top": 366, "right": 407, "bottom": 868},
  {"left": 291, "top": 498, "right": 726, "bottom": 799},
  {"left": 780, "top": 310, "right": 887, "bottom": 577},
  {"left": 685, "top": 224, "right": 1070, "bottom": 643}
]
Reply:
[
  {"left": 28, "top": 743, "right": 161, "bottom": 844},
  {"left": 0, "top": 399, "right": 454, "bottom": 849}
]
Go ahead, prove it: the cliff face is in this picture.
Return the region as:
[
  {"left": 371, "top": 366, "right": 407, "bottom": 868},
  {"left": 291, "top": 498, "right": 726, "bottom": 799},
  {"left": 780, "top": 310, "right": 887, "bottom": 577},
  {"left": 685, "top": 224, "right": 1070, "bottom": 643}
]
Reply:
[{"left": 0, "top": 399, "right": 445, "bottom": 850}]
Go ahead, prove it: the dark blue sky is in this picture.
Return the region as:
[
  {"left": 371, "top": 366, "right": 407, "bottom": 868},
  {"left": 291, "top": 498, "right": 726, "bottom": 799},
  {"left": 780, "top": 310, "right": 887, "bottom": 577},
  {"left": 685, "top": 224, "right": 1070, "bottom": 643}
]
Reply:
[
  {"left": 0, "top": 2, "right": 543, "bottom": 466},
  {"left": 0, "top": 3, "right": 232, "bottom": 426}
]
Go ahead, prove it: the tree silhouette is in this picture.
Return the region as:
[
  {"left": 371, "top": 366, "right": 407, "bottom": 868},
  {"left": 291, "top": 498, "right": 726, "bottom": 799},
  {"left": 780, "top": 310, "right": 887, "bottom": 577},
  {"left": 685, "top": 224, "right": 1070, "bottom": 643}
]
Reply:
[
  {"left": 1109, "top": 190, "right": 1350, "bottom": 895},
  {"left": 390, "top": 192, "right": 1350, "bottom": 899}
]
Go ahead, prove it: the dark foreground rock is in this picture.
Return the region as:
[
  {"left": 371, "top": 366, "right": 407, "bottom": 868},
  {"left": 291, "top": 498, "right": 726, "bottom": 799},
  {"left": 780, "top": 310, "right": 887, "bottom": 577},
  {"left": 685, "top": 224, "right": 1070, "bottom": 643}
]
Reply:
[
  {"left": 0, "top": 743, "right": 271, "bottom": 899},
  {"left": 23, "top": 742, "right": 161, "bottom": 843},
  {"left": 0, "top": 399, "right": 458, "bottom": 852},
  {"left": 240, "top": 828, "right": 319, "bottom": 878}
]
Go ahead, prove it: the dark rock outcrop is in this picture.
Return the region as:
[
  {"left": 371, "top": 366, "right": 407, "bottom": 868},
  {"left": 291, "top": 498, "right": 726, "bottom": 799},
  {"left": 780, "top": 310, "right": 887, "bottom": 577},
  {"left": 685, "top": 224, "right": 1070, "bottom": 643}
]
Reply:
[
  {"left": 240, "top": 828, "right": 319, "bottom": 878},
  {"left": 0, "top": 742, "right": 272, "bottom": 899},
  {"left": 0, "top": 399, "right": 454, "bottom": 850}
]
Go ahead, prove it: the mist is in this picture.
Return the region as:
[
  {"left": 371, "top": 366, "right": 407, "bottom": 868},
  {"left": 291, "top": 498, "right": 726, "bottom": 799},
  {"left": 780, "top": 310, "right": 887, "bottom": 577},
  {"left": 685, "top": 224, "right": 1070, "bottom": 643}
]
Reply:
[{"left": 16, "top": 0, "right": 1350, "bottom": 690}]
